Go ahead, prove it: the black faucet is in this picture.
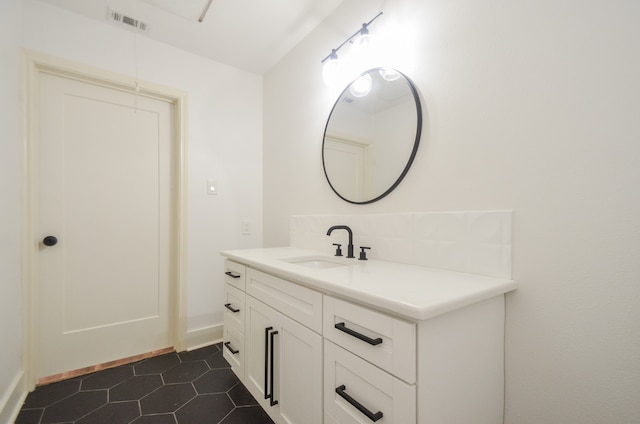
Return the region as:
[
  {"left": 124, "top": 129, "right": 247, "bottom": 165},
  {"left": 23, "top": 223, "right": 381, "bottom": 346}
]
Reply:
[{"left": 326, "top": 225, "right": 355, "bottom": 258}]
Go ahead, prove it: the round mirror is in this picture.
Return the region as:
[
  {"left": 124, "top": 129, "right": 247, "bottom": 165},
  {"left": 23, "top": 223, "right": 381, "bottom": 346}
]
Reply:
[{"left": 322, "top": 67, "right": 422, "bottom": 204}]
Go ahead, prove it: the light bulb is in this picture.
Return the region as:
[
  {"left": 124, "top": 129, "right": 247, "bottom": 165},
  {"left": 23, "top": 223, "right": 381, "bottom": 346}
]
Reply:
[
  {"left": 354, "top": 32, "right": 371, "bottom": 48},
  {"left": 379, "top": 68, "right": 401, "bottom": 81},
  {"left": 322, "top": 50, "right": 341, "bottom": 87},
  {"left": 351, "top": 25, "right": 372, "bottom": 54},
  {"left": 349, "top": 73, "right": 372, "bottom": 97},
  {"left": 322, "top": 58, "right": 341, "bottom": 87}
]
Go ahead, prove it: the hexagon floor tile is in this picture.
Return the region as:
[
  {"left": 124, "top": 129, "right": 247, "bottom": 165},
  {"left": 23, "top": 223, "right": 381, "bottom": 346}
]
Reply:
[{"left": 16, "top": 343, "right": 275, "bottom": 424}]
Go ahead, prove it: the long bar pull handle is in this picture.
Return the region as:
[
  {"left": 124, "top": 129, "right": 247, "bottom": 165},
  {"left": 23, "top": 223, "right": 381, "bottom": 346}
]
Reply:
[
  {"left": 335, "top": 385, "right": 383, "bottom": 422},
  {"left": 223, "top": 341, "right": 239, "bottom": 355},
  {"left": 224, "top": 303, "right": 240, "bottom": 313},
  {"left": 334, "top": 322, "right": 383, "bottom": 346},
  {"left": 225, "top": 271, "right": 241, "bottom": 279},
  {"left": 264, "top": 327, "right": 273, "bottom": 401},
  {"left": 269, "top": 330, "right": 279, "bottom": 407}
]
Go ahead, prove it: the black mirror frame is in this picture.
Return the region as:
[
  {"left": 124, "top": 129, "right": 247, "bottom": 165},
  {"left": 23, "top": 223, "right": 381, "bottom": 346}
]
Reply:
[{"left": 322, "top": 67, "right": 423, "bottom": 204}]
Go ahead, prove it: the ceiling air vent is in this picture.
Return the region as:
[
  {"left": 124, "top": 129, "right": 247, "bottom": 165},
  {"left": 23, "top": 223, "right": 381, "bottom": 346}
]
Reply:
[{"left": 107, "top": 8, "right": 150, "bottom": 32}]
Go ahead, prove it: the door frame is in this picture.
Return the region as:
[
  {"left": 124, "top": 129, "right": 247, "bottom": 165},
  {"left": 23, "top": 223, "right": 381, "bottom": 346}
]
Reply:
[{"left": 22, "top": 50, "right": 189, "bottom": 390}]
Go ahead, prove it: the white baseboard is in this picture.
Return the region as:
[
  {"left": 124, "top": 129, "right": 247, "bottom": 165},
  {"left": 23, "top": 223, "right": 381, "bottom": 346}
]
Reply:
[
  {"left": 185, "top": 324, "right": 223, "bottom": 351},
  {"left": 0, "top": 371, "right": 27, "bottom": 424}
]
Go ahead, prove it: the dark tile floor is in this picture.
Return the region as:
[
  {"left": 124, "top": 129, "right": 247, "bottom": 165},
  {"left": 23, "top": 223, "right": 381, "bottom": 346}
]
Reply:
[{"left": 16, "top": 343, "right": 274, "bottom": 424}]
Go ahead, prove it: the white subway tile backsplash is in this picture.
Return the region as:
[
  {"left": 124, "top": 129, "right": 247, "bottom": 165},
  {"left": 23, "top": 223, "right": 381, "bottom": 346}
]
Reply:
[
  {"left": 291, "top": 211, "right": 512, "bottom": 279},
  {"left": 468, "top": 211, "right": 510, "bottom": 243}
]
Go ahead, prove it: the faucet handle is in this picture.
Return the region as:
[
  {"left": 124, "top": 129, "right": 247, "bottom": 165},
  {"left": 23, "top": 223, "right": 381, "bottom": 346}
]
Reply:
[
  {"left": 358, "top": 246, "right": 371, "bottom": 260},
  {"left": 332, "top": 243, "right": 343, "bottom": 257}
]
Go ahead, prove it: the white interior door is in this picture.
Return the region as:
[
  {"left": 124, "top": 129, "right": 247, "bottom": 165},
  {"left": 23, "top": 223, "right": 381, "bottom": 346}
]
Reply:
[
  {"left": 37, "top": 72, "right": 174, "bottom": 379},
  {"left": 324, "top": 137, "right": 370, "bottom": 202}
]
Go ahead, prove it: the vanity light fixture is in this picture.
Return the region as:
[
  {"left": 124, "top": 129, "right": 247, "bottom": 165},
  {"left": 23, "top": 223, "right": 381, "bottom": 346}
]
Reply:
[{"left": 321, "top": 12, "right": 383, "bottom": 85}]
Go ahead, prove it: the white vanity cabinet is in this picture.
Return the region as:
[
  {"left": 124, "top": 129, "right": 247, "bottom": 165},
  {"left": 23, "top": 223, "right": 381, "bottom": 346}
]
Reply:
[{"left": 221, "top": 249, "right": 514, "bottom": 424}]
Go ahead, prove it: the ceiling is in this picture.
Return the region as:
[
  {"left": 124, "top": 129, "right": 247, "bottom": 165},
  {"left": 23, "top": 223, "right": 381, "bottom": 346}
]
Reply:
[{"left": 35, "top": 0, "right": 346, "bottom": 74}]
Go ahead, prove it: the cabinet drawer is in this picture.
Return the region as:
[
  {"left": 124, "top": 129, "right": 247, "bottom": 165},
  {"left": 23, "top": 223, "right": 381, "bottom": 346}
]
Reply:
[
  {"left": 324, "top": 340, "right": 415, "bottom": 424},
  {"left": 224, "top": 260, "right": 246, "bottom": 291},
  {"left": 223, "top": 283, "right": 245, "bottom": 332},
  {"left": 223, "top": 325, "right": 245, "bottom": 380},
  {"left": 324, "top": 296, "right": 416, "bottom": 384},
  {"left": 246, "top": 268, "right": 322, "bottom": 333}
]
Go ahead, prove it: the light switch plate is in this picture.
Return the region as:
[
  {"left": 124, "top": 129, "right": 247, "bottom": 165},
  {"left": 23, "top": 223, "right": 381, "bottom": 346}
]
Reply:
[{"left": 207, "top": 179, "right": 217, "bottom": 195}]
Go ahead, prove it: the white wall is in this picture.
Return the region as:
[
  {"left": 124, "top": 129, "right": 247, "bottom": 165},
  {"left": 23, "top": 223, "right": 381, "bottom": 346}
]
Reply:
[
  {"left": 0, "top": 0, "right": 25, "bottom": 419},
  {"left": 21, "top": 0, "right": 263, "bottom": 335},
  {"left": 263, "top": 0, "right": 640, "bottom": 422}
]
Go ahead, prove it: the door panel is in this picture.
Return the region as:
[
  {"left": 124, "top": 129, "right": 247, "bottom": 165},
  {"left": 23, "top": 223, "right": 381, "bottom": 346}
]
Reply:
[
  {"left": 245, "top": 296, "right": 278, "bottom": 417},
  {"left": 245, "top": 295, "right": 322, "bottom": 424},
  {"left": 277, "top": 312, "right": 323, "bottom": 424},
  {"left": 324, "top": 137, "right": 369, "bottom": 202},
  {"left": 37, "top": 73, "right": 173, "bottom": 378}
]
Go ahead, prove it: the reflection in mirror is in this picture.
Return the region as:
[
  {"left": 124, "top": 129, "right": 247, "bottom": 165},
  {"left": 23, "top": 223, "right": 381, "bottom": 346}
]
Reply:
[{"left": 322, "top": 67, "right": 422, "bottom": 204}]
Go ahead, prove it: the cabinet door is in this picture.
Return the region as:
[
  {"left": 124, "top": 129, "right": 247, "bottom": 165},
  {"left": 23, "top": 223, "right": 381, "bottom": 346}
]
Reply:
[
  {"left": 245, "top": 295, "right": 279, "bottom": 420},
  {"left": 277, "top": 310, "right": 323, "bottom": 424},
  {"left": 245, "top": 295, "right": 322, "bottom": 424}
]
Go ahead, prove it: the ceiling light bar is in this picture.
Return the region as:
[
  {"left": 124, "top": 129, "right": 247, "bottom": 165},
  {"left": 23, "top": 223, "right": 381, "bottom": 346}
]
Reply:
[{"left": 320, "top": 12, "right": 383, "bottom": 64}]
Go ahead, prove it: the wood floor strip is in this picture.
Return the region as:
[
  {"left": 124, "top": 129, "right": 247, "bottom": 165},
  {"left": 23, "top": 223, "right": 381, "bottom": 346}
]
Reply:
[{"left": 37, "top": 347, "right": 175, "bottom": 386}]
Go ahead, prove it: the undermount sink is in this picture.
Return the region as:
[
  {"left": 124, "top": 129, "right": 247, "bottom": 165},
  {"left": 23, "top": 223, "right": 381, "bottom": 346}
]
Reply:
[{"left": 280, "top": 255, "right": 354, "bottom": 269}]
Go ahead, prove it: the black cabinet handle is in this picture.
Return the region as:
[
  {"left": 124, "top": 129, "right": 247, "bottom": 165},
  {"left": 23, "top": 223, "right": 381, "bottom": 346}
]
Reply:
[
  {"left": 336, "top": 385, "right": 383, "bottom": 422},
  {"left": 264, "top": 327, "right": 272, "bottom": 402},
  {"left": 225, "top": 271, "right": 241, "bottom": 279},
  {"left": 224, "top": 303, "right": 240, "bottom": 313},
  {"left": 263, "top": 326, "right": 280, "bottom": 407},
  {"left": 223, "top": 341, "right": 239, "bottom": 355},
  {"left": 334, "top": 322, "right": 383, "bottom": 346},
  {"left": 269, "top": 330, "right": 279, "bottom": 407}
]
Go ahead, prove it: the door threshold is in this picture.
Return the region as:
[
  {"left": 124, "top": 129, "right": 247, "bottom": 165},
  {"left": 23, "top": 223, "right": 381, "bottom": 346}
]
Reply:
[{"left": 37, "top": 347, "right": 175, "bottom": 386}]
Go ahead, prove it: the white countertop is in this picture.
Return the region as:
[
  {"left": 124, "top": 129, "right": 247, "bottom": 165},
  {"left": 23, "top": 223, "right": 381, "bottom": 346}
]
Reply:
[{"left": 221, "top": 247, "right": 517, "bottom": 321}]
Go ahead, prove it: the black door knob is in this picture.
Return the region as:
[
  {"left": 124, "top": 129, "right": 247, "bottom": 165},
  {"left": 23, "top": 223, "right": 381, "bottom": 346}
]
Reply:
[{"left": 43, "top": 236, "right": 58, "bottom": 246}]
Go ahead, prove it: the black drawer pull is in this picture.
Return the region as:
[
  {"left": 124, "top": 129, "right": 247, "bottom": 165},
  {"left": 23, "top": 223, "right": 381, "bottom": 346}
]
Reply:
[
  {"left": 224, "top": 303, "right": 240, "bottom": 313},
  {"left": 269, "top": 330, "right": 279, "bottom": 407},
  {"left": 225, "top": 271, "right": 241, "bottom": 279},
  {"left": 334, "top": 322, "right": 383, "bottom": 346},
  {"left": 336, "top": 384, "right": 383, "bottom": 422},
  {"left": 223, "top": 341, "right": 239, "bottom": 355}
]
